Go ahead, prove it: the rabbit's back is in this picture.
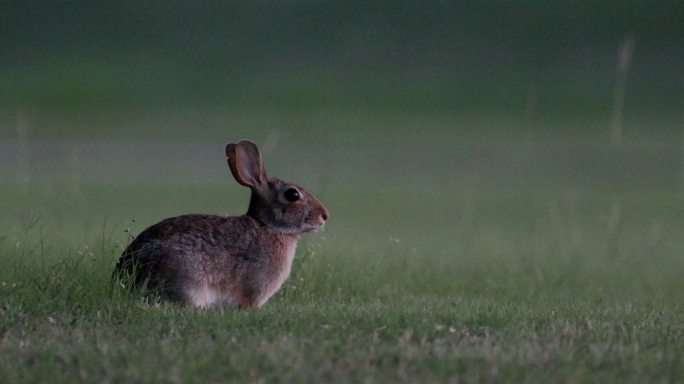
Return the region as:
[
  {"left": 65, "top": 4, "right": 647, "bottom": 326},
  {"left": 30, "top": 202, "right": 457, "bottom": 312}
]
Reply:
[
  {"left": 116, "top": 215, "right": 252, "bottom": 293},
  {"left": 115, "top": 214, "right": 298, "bottom": 308}
]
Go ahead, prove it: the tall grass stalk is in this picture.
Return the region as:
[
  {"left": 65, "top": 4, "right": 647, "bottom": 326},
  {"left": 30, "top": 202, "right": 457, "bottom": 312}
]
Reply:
[
  {"left": 610, "top": 36, "right": 635, "bottom": 147},
  {"left": 15, "top": 107, "right": 31, "bottom": 193}
]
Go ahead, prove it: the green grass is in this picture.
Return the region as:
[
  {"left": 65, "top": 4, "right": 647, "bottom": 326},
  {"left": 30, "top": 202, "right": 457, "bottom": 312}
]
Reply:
[
  {"left": 3, "top": 2, "right": 684, "bottom": 380},
  {"left": 0, "top": 107, "right": 684, "bottom": 383},
  {"left": 1, "top": 241, "right": 683, "bottom": 383},
  {"left": 1, "top": 162, "right": 683, "bottom": 382}
]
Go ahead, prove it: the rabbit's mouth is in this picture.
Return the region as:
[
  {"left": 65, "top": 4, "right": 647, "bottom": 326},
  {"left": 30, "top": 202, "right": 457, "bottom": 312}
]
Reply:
[{"left": 301, "top": 223, "right": 325, "bottom": 233}]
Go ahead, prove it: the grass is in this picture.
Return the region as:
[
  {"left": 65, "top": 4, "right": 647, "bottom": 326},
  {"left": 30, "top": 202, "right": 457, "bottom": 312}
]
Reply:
[
  {"left": 1, "top": 95, "right": 684, "bottom": 382},
  {"left": 0, "top": 181, "right": 684, "bottom": 383},
  {"left": 2, "top": 3, "right": 684, "bottom": 380},
  {"left": 1, "top": 238, "right": 682, "bottom": 383}
]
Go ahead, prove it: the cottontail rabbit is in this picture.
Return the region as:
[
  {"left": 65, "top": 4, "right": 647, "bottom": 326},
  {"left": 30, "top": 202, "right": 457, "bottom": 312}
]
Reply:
[{"left": 115, "top": 140, "right": 329, "bottom": 309}]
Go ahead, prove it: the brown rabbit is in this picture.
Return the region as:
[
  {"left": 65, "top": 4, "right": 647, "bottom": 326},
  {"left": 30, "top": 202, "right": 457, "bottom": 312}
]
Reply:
[{"left": 114, "top": 140, "right": 329, "bottom": 309}]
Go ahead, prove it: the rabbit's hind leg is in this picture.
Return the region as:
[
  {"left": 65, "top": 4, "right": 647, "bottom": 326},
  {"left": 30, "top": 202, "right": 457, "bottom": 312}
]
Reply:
[{"left": 183, "top": 282, "right": 222, "bottom": 308}]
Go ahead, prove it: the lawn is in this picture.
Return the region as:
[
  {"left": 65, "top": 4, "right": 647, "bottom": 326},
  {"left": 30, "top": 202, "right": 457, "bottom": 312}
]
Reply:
[{"left": 1, "top": 108, "right": 683, "bottom": 382}]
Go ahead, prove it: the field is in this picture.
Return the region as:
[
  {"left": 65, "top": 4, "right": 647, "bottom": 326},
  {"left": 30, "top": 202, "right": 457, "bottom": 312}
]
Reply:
[
  {"left": 1, "top": 97, "right": 684, "bottom": 383},
  {"left": 2, "top": 2, "right": 684, "bottom": 382}
]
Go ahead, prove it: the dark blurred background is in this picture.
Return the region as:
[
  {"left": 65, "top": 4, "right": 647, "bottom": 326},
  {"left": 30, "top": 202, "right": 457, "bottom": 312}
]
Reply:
[
  {"left": 1, "top": 1, "right": 683, "bottom": 140},
  {"left": 2, "top": 1, "right": 684, "bottom": 271}
]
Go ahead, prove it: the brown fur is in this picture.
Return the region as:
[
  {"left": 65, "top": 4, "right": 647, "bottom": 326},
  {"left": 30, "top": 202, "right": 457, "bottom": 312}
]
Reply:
[{"left": 114, "top": 140, "right": 328, "bottom": 309}]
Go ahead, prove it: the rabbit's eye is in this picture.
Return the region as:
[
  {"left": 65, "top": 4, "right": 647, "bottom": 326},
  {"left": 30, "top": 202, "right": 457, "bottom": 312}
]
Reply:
[{"left": 283, "top": 188, "right": 300, "bottom": 203}]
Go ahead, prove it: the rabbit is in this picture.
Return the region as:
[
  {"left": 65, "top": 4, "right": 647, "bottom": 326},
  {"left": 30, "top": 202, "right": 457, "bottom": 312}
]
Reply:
[{"left": 114, "top": 140, "right": 329, "bottom": 309}]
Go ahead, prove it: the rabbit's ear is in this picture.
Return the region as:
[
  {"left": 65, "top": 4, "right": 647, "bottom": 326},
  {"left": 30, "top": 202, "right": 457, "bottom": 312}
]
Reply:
[{"left": 226, "top": 140, "right": 267, "bottom": 189}]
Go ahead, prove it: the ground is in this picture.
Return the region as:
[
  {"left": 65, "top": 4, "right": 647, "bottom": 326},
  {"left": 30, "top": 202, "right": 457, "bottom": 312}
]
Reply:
[{"left": 1, "top": 103, "right": 683, "bottom": 382}]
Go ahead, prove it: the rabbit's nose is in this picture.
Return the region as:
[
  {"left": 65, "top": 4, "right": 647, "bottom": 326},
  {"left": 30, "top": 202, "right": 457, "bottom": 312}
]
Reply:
[{"left": 319, "top": 205, "right": 329, "bottom": 222}]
